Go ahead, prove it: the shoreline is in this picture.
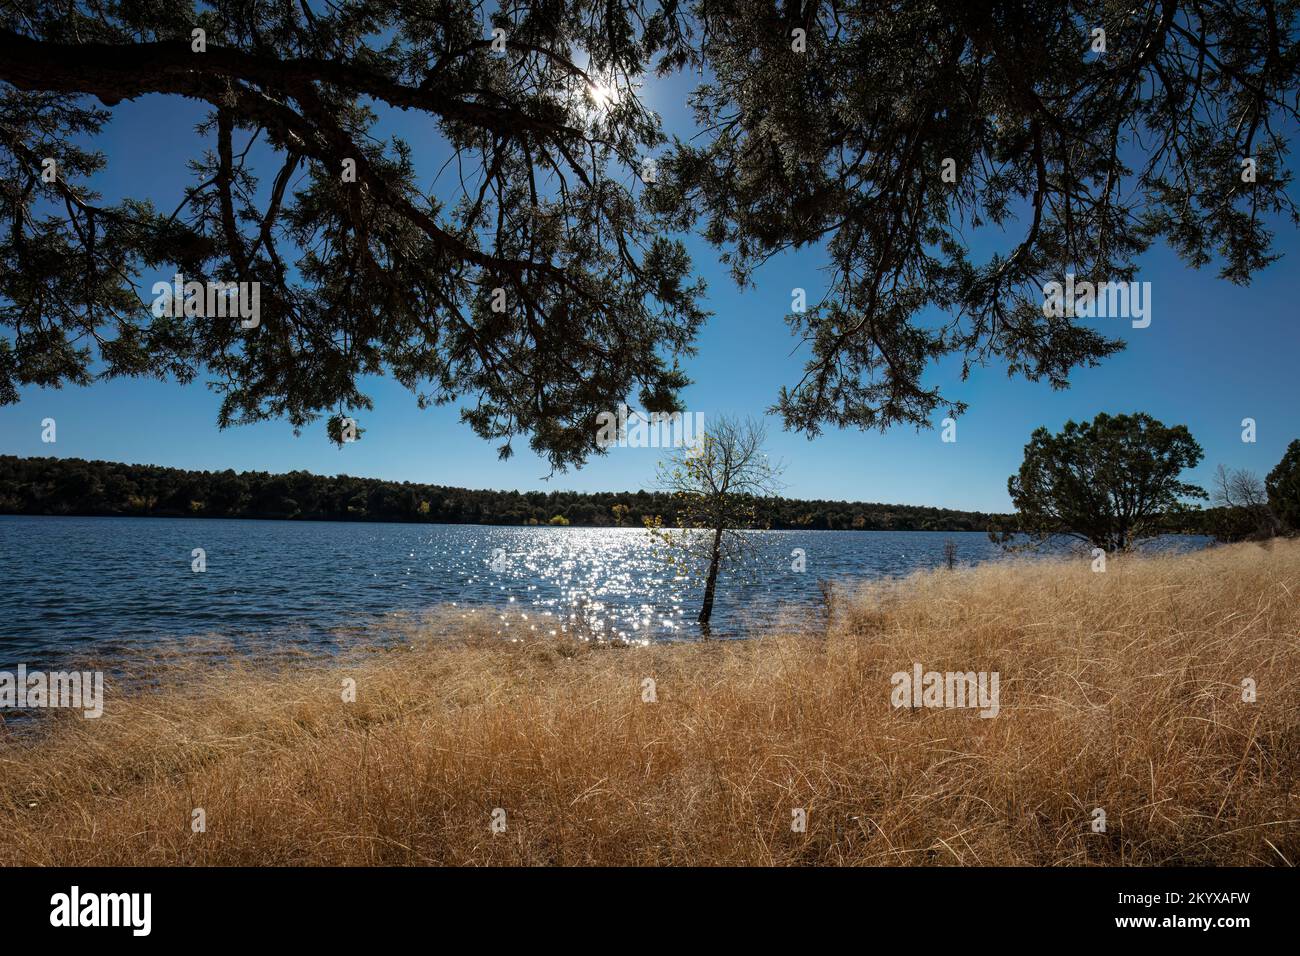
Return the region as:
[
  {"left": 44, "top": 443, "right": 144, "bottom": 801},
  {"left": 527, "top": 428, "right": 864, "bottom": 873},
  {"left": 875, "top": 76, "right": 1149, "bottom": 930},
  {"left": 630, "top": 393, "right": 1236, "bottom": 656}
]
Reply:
[
  {"left": 2, "top": 539, "right": 1295, "bottom": 865},
  {"left": 1, "top": 511, "right": 1009, "bottom": 530}
]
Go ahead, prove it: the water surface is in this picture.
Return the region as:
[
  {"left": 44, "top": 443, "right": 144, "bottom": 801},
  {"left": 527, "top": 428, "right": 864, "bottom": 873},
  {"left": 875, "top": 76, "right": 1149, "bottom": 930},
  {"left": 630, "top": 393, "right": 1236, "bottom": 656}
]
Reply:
[{"left": 0, "top": 515, "right": 1210, "bottom": 669}]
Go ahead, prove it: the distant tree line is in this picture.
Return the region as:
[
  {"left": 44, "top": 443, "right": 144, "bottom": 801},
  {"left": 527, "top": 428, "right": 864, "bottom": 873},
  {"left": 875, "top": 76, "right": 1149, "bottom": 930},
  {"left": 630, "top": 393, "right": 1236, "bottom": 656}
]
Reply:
[{"left": 0, "top": 456, "right": 1003, "bottom": 531}]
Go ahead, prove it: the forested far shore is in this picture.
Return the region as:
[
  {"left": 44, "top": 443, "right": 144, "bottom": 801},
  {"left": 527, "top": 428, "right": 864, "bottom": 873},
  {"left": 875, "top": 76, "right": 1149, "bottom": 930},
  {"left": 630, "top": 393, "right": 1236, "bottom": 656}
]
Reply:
[{"left": 0, "top": 455, "right": 1011, "bottom": 531}]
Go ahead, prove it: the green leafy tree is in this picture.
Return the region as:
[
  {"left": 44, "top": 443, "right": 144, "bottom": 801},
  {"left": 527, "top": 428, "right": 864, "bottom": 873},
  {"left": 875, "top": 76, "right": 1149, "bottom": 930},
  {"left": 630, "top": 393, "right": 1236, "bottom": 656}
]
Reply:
[
  {"left": 1000, "top": 412, "right": 1207, "bottom": 552},
  {"left": 648, "top": 416, "right": 783, "bottom": 628},
  {"left": 1266, "top": 439, "right": 1300, "bottom": 532}
]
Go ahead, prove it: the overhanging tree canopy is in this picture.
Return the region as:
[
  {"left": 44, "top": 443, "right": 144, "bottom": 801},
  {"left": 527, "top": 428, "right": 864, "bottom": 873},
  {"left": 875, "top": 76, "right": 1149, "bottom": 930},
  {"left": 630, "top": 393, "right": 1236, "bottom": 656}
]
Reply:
[
  {"left": 0, "top": 0, "right": 706, "bottom": 468},
  {"left": 2, "top": 1, "right": 1297, "bottom": 466},
  {"left": 655, "top": 0, "right": 1300, "bottom": 434}
]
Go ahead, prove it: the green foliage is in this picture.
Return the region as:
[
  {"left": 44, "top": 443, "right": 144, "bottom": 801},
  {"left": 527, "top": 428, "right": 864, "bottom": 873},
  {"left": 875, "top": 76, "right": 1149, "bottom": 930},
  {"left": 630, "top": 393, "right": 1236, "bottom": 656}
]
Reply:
[
  {"left": 0, "top": 454, "right": 1000, "bottom": 530},
  {"left": 1266, "top": 439, "right": 1300, "bottom": 532},
  {"left": 1203, "top": 505, "right": 1269, "bottom": 544},
  {"left": 1001, "top": 412, "right": 1207, "bottom": 551}
]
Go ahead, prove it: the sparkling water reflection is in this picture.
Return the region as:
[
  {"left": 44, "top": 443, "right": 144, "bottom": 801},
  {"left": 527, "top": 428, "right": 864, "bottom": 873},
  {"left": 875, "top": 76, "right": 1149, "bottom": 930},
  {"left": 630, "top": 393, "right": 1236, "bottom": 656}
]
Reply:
[{"left": 0, "top": 515, "right": 1211, "bottom": 669}]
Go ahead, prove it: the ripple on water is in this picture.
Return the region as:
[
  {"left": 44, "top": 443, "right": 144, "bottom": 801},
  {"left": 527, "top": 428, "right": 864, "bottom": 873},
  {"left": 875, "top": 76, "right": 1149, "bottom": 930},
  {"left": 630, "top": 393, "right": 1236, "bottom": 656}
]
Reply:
[{"left": 0, "top": 515, "right": 1211, "bottom": 669}]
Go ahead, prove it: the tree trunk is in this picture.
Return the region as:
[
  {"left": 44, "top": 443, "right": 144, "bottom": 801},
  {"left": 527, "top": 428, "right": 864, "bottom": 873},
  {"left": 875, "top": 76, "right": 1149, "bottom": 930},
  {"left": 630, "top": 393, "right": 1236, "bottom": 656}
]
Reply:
[{"left": 698, "top": 525, "right": 724, "bottom": 628}]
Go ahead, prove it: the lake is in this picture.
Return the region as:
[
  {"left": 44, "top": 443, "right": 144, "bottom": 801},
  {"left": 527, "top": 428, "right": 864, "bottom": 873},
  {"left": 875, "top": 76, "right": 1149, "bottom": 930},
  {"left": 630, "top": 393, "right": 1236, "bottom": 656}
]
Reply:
[{"left": 0, "top": 515, "right": 1211, "bottom": 670}]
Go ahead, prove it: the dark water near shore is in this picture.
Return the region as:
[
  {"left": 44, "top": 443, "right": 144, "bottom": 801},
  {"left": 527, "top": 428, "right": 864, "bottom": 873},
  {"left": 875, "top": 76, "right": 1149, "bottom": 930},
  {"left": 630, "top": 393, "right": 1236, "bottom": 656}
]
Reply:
[{"left": 0, "top": 515, "right": 1211, "bottom": 669}]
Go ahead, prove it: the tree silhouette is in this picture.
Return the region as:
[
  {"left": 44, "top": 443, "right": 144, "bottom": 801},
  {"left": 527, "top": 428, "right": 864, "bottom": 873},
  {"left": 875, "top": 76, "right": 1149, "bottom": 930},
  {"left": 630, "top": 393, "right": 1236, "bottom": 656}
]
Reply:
[
  {"left": 653, "top": 1, "right": 1300, "bottom": 433},
  {"left": 0, "top": 1, "right": 705, "bottom": 469},
  {"left": 3, "top": 2, "right": 1298, "bottom": 461}
]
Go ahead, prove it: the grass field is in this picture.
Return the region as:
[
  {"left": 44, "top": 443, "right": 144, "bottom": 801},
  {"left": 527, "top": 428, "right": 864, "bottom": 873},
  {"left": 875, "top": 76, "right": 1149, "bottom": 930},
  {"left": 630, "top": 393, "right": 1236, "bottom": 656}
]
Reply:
[{"left": 2, "top": 539, "right": 1297, "bottom": 865}]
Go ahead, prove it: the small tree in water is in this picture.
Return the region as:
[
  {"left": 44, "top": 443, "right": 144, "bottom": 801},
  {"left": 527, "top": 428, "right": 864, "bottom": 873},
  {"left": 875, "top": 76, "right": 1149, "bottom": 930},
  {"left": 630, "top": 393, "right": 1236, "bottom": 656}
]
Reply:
[{"left": 647, "top": 417, "right": 783, "bottom": 631}]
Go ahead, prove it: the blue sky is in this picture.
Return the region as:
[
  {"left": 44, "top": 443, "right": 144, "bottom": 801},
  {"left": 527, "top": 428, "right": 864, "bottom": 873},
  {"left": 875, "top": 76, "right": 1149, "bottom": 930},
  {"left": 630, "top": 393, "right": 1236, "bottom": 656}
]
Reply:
[{"left": 2, "top": 68, "right": 1297, "bottom": 512}]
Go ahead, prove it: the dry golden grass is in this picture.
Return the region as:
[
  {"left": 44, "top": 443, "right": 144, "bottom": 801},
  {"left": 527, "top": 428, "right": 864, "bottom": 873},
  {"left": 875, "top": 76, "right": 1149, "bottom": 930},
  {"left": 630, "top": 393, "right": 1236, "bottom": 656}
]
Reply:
[{"left": 1, "top": 539, "right": 1297, "bottom": 866}]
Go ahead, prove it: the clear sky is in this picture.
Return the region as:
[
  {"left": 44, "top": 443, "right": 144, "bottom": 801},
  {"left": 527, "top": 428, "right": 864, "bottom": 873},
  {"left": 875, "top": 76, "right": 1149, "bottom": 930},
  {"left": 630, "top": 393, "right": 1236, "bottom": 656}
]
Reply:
[{"left": 2, "top": 68, "right": 1297, "bottom": 512}]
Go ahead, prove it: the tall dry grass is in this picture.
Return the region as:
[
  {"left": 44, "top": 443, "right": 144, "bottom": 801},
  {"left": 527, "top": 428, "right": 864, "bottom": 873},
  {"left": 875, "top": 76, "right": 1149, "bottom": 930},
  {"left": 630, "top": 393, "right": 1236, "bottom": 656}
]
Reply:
[{"left": 1, "top": 539, "right": 1297, "bottom": 865}]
